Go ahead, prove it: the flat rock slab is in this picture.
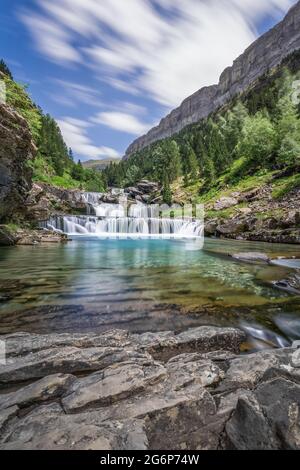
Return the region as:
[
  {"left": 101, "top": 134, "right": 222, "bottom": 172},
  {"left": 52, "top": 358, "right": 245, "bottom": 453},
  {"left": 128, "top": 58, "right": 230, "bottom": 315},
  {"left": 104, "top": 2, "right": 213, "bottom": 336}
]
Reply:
[
  {"left": 62, "top": 357, "right": 166, "bottom": 413},
  {"left": 0, "top": 328, "right": 299, "bottom": 450}
]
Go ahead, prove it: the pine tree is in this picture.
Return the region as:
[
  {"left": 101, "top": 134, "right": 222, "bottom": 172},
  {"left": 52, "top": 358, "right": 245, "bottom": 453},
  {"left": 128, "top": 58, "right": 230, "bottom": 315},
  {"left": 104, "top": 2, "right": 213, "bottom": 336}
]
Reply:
[{"left": 0, "top": 59, "right": 13, "bottom": 79}]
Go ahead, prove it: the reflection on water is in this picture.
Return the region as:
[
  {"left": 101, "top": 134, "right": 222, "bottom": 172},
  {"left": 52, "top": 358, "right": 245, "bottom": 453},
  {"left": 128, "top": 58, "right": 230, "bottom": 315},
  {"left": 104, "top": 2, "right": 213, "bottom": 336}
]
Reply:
[{"left": 0, "top": 237, "right": 299, "bottom": 350}]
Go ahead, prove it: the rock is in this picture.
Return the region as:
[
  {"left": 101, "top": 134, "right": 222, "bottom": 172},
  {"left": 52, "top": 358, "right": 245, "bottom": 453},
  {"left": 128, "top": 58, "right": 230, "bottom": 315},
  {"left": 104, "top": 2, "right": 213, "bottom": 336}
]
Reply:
[
  {"left": 0, "top": 406, "right": 19, "bottom": 435},
  {"left": 125, "top": 3, "right": 300, "bottom": 157},
  {"left": 0, "top": 102, "right": 36, "bottom": 222},
  {"left": 254, "top": 378, "right": 300, "bottom": 449},
  {"left": 272, "top": 271, "right": 300, "bottom": 295},
  {"left": 134, "top": 326, "right": 246, "bottom": 361},
  {"left": 3, "top": 329, "right": 132, "bottom": 358},
  {"left": 1, "top": 329, "right": 300, "bottom": 450},
  {"left": 0, "top": 402, "right": 147, "bottom": 450},
  {"left": 238, "top": 188, "right": 260, "bottom": 202},
  {"left": 216, "top": 220, "right": 249, "bottom": 236},
  {"left": 0, "top": 374, "right": 76, "bottom": 411},
  {"left": 226, "top": 393, "right": 279, "bottom": 450},
  {"left": 214, "top": 197, "right": 238, "bottom": 211},
  {"left": 217, "top": 349, "right": 293, "bottom": 391},
  {"left": 231, "top": 252, "right": 270, "bottom": 264},
  {"left": 0, "top": 346, "right": 147, "bottom": 385},
  {"left": 238, "top": 207, "right": 252, "bottom": 215},
  {"left": 166, "top": 355, "right": 224, "bottom": 390},
  {"left": 62, "top": 357, "right": 166, "bottom": 413},
  {"left": 204, "top": 221, "right": 218, "bottom": 236},
  {"left": 0, "top": 225, "right": 19, "bottom": 246}
]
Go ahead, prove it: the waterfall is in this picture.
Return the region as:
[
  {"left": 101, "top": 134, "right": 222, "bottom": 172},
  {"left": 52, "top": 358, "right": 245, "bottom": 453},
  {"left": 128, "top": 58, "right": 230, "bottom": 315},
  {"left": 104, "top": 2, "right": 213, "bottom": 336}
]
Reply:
[{"left": 42, "top": 192, "right": 204, "bottom": 239}]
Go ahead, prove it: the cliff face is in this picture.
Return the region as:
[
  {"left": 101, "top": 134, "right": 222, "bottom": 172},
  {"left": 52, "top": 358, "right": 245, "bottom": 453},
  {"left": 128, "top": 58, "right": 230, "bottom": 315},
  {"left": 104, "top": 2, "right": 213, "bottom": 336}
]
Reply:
[
  {"left": 0, "top": 100, "right": 36, "bottom": 222},
  {"left": 125, "top": 1, "right": 300, "bottom": 158}
]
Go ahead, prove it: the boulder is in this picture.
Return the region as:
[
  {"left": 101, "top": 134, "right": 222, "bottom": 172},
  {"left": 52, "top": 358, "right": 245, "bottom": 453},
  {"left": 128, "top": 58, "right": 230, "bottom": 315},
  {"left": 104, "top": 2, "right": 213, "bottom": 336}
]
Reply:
[
  {"left": 214, "top": 197, "right": 238, "bottom": 211},
  {"left": 216, "top": 220, "right": 249, "bottom": 236}
]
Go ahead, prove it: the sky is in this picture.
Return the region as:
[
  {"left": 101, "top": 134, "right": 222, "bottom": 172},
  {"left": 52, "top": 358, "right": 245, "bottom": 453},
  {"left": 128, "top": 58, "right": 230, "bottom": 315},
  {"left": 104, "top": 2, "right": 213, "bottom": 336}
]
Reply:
[{"left": 0, "top": 0, "right": 297, "bottom": 162}]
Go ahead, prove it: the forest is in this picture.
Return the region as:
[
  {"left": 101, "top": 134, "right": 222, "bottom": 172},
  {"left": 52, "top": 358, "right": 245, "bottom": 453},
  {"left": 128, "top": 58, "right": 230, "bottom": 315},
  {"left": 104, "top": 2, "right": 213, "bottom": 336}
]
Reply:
[{"left": 104, "top": 57, "right": 300, "bottom": 203}]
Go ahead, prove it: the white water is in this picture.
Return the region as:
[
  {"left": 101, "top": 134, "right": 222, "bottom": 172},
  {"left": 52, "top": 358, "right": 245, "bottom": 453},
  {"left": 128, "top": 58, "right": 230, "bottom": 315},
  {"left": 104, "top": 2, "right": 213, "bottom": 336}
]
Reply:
[{"left": 43, "top": 193, "right": 204, "bottom": 239}]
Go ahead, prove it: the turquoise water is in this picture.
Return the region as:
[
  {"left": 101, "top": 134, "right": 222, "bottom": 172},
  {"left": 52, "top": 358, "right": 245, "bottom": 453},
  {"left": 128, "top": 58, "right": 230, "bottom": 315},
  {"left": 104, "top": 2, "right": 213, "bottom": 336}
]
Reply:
[{"left": 0, "top": 237, "right": 299, "bottom": 349}]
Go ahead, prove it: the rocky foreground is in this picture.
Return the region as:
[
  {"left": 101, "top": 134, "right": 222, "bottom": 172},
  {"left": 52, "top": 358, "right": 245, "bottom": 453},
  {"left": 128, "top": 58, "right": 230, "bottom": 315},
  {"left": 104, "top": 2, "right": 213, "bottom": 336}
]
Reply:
[{"left": 0, "top": 326, "right": 299, "bottom": 450}]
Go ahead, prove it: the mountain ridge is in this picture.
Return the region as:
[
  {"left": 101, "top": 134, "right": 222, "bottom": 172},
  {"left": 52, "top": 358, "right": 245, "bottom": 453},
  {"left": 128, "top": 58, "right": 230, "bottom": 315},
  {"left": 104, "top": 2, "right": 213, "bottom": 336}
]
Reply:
[{"left": 125, "top": 1, "right": 300, "bottom": 158}]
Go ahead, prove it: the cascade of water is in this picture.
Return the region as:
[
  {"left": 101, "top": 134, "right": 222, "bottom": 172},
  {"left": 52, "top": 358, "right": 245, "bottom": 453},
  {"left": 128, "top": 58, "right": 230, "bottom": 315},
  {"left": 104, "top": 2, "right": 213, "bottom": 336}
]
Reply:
[{"left": 42, "top": 196, "right": 204, "bottom": 238}]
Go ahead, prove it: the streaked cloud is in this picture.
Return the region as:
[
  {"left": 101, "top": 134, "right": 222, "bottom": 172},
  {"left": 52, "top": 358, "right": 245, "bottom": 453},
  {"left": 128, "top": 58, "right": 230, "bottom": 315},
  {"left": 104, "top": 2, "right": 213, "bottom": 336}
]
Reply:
[
  {"left": 57, "top": 117, "right": 120, "bottom": 160},
  {"left": 20, "top": 0, "right": 295, "bottom": 107},
  {"left": 91, "top": 111, "right": 153, "bottom": 135}
]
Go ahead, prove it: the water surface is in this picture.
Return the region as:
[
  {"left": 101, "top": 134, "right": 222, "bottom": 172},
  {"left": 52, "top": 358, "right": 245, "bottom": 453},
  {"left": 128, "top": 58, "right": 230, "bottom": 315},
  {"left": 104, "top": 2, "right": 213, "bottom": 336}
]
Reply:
[{"left": 0, "top": 237, "right": 299, "bottom": 350}]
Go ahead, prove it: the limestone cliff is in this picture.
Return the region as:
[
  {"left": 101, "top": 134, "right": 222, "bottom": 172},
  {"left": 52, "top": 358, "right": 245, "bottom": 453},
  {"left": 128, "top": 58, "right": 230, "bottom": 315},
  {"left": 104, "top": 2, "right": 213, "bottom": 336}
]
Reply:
[
  {"left": 0, "top": 96, "right": 36, "bottom": 222},
  {"left": 125, "top": 1, "right": 300, "bottom": 158}
]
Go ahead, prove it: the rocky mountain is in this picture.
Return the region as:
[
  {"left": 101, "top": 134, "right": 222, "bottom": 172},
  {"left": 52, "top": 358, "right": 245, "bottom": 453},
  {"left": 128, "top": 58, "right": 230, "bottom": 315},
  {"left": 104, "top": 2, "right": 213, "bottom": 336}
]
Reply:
[
  {"left": 125, "top": 1, "right": 300, "bottom": 158},
  {"left": 82, "top": 158, "right": 121, "bottom": 171},
  {"left": 0, "top": 95, "right": 36, "bottom": 222}
]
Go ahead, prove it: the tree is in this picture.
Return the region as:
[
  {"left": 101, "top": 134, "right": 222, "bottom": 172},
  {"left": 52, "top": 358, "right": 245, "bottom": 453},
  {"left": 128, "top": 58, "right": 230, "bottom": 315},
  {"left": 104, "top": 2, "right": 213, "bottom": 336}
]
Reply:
[
  {"left": 0, "top": 59, "right": 13, "bottom": 79},
  {"left": 162, "top": 173, "right": 172, "bottom": 205},
  {"left": 275, "top": 79, "right": 300, "bottom": 167},
  {"left": 124, "top": 165, "right": 141, "bottom": 186},
  {"left": 182, "top": 142, "right": 199, "bottom": 185},
  {"left": 71, "top": 160, "right": 84, "bottom": 181},
  {"left": 238, "top": 111, "right": 276, "bottom": 169}
]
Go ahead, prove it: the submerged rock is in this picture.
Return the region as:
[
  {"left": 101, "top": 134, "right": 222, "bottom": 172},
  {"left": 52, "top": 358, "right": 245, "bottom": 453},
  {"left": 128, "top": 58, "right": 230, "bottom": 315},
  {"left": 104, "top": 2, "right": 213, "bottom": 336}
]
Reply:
[{"left": 231, "top": 252, "right": 270, "bottom": 264}]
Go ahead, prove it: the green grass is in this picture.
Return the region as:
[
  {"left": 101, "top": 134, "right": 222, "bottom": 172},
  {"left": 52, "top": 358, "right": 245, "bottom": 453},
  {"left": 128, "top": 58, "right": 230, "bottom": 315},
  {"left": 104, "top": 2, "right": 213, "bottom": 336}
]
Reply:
[{"left": 272, "top": 173, "right": 300, "bottom": 199}]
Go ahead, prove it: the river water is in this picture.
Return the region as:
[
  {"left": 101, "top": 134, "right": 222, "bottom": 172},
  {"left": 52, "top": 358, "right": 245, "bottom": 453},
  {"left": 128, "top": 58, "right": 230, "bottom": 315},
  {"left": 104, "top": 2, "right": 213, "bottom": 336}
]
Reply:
[{"left": 0, "top": 236, "right": 299, "bottom": 351}]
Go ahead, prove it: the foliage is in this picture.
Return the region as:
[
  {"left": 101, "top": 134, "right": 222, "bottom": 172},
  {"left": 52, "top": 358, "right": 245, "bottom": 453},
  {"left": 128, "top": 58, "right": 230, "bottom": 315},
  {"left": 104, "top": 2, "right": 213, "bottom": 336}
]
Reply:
[
  {"left": 4, "top": 77, "right": 42, "bottom": 142},
  {"left": 104, "top": 62, "right": 300, "bottom": 203}
]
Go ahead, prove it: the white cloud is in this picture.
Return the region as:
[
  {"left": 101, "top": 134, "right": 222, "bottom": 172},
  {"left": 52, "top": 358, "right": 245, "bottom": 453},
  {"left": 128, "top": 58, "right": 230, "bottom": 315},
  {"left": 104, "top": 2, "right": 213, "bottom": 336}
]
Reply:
[
  {"left": 91, "top": 111, "right": 152, "bottom": 135},
  {"left": 20, "top": 0, "right": 296, "bottom": 108},
  {"left": 51, "top": 79, "right": 103, "bottom": 107},
  {"left": 57, "top": 117, "right": 120, "bottom": 160}
]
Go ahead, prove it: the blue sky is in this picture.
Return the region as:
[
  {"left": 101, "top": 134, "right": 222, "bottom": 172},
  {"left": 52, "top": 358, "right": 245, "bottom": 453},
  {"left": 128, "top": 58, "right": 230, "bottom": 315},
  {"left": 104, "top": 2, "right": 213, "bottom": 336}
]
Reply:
[{"left": 0, "top": 0, "right": 296, "bottom": 161}]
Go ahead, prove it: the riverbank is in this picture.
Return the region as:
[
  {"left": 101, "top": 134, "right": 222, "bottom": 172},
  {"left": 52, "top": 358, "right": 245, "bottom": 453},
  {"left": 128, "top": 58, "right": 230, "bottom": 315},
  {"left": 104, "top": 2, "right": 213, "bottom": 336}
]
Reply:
[{"left": 0, "top": 326, "right": 299, "bottom": 450}]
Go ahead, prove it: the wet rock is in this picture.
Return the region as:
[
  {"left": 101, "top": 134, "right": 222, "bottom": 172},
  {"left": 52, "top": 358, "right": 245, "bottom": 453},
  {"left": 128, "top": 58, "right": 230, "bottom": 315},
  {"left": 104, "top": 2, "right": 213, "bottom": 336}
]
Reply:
[
  {"left": 272, "top": 271, "right": 300, "bottom": 295},
  {"left": 0, "top": 225, "right": 19, "bottom": 246},
  {"left": 231, "top": 252, "right": 270, "bottom": 264},
  {"left": 214, "top": 197, "right": 238, "bottom": 211}
]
